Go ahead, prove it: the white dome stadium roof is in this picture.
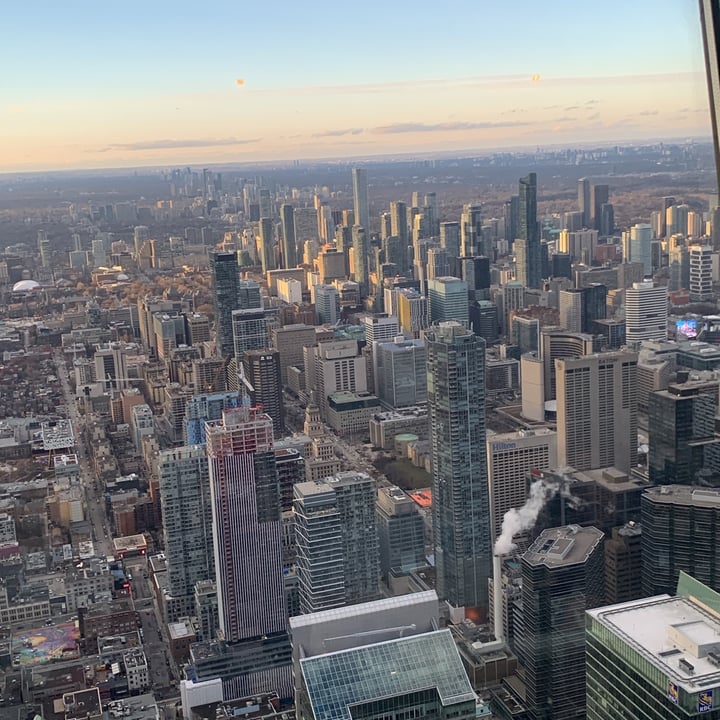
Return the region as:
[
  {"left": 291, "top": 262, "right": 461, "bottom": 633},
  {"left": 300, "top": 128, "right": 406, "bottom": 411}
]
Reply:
[
  {"left": 116, "top": 273, "right": 129, "bottom": 281},
  {"left": 12, "top": 280, "right": 40, "bottom": 292}
]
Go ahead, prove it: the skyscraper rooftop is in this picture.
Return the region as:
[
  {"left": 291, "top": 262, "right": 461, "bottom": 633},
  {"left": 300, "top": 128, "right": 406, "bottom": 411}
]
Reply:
[
  {"left": 589, "top": 594, "right": 720, "bottom": 695},
  {"left": 523, "top": 525, "right": 604, "bottom": 568},
  {"left": 300, "top": 629, "right": 475, "bottom": 720}
]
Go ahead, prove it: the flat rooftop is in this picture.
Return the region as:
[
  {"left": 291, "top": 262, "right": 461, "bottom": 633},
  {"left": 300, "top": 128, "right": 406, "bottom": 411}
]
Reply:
[
  {"left": 289, "top": 591, "right": 438, "bottom": 630},
  {"left": 589, "top": 595, "right": 720, "bottom": 694},
  {"left": 644, "top": 485, "right": 720, "bottom": 507},
  {"left": 523, "top": 525, "right": 604, "bottom": 568}
]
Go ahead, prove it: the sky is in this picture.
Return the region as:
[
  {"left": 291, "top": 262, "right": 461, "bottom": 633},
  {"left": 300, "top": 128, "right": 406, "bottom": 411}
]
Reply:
[{"left": 0, "top": 0, "right": 712, "bottom": 172}]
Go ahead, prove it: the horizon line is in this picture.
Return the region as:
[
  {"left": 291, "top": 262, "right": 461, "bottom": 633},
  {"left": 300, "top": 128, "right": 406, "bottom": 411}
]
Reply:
[{"left": 0, "top": 134, "right": 713, "bottom": 178}]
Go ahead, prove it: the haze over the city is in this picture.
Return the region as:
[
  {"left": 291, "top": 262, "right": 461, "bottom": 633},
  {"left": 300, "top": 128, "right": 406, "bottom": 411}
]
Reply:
[{"left": 1, "top": 0, "right": 711, "bottom": 172}]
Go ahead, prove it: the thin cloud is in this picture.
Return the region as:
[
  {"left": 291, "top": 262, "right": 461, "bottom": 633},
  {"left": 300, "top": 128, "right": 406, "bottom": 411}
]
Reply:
[
  {"left": 245, "top": 71, "right": 701, "bottom": 99},
  {"left": 373, "top": 120, "right": 531, "bottom": 134},
  {"left": 103, "top": 137, "right": 261, "bottom": 151},
  {"left": 638, "top": 110, "right": 659, "bottom": 116},
  {"left": 312, "top": 128, "right": 364, "bottom": 138}
]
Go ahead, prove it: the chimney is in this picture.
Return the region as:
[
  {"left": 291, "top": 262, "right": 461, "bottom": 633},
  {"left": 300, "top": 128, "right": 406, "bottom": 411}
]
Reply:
[{"left": 493, "top": 554, "right": 504, "bottom": 643}]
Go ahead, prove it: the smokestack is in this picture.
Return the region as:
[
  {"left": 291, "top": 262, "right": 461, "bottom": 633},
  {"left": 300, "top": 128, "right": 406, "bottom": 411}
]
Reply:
[{"left": 493, "top": 554, "right": 504, "bottom": 643}]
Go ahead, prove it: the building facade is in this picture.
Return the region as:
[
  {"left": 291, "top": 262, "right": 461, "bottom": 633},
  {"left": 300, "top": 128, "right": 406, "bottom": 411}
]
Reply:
[
  {"left": 206, "top": 407, "right": 287, "bottom": 641},
  {"left": 521, "top": 525, "right": 605, "bottom": 720},
  {"left": 556, "top": 351, "right": 638, "bottom": 472},
  {"left": 426, "top": 322, "right": 492, "bottom": 611}
]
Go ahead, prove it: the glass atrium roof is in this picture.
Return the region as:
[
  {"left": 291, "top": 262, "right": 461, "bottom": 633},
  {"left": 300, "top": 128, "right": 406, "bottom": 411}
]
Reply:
[{"left": 301, "top": 629, "right": 475, "bottom": 720}]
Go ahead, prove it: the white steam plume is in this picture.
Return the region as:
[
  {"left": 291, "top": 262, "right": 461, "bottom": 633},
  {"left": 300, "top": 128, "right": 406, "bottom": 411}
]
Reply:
[{"left": 493, "top": 473, "right": 580, "bottom": 556}]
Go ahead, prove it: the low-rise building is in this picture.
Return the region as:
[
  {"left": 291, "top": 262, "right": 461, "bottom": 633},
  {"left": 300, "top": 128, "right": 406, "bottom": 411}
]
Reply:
[{"left": 326, "top": 391, "right": 380, "bottom": 437}]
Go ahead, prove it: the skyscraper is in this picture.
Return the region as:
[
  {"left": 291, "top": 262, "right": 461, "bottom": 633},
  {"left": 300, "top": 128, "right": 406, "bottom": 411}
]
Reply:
[
  {"left": 587, "top": 574, "right": 720, "bottom": 720},
  {"left": 238, "top": 279, "right": 262, "bottom": 309},
  {"left": 517, "top": 173, "right": 541, "bottom": 289},
  {"left": 460, "top": 204, "right": 483, "bottom": 257},
  {"left": 440, "top": 221, "right": 461, "bottom": 258},
  {"left": 314, "top": 284, "right": 341, "bottom": 325},
  {"left": 427, "top": 276, "right": 469, "bottom": 325},
  {"left": 426, "top": 322, "right": 491, "bottom": 611},
  {"left": 486, "top": 428, "right": 558, "bottom": 543},
  {"left": 556, "top": 351, "right": 638, "bottom": 472},
  {"left": 279, "top": 204, "right": 297, "bottom": 269},
  {"left": 648, "top": 382, "right": 717, "bottom": 486},
  {"left": 577, "top": 177, "right": 591, "bottom": 228},
  {"left": 351, "top": 224, "right": 369, "bottom": 296},
  {"left": 232, "top": 309, "right": 272, "bottom": 359},
  {"left": 521, "top": 525, "right": 605, "bottom": 720},
  {"left": 641, "top": 485, "right": 720, "bottom": 597},
  {"left": 158, "top": 445, "right": 214, "bottom": 620},
  {"left": 242, "top": 349, "right": 284, "bottom": 437},
  {"left": 294, "top": 480, "right": 345, "bottom": 613},
  {"left": 626, "top": 223, "right": 653, "bottom": 276},
  {"left": 258, "top": 217, "right": 276, "bottom": 273},
  {"left": 590, "top": 183, "right": 609, "bottom": 230},
  {"left": 209, "top": 251, "right": 240, "bottom": 358},
  {"left": 375, "top": 337, "right": 427, "bottom": 409},
  {"left": 376, "top": 485, "right": 426, "bottom": 581},
  {"left": 206, "top": 407, "right": 286, "bottom": 641},
  {"left": 329, "top": 471, "right": 380, "bottom": 605},
  {"left": 689, "top": 244, "right": 714, "bottom": 301},
  {"left": 390, "top": 201, "right": 409, "bottom": 254},
  {"left": 294, "top": 472, "right": 379, "bottom": 613},
  {"left": 559, "top": 289, "right": 583, "bottom": 333},
  {"left": 352, "top": 167, "right": 369, "bottom": 234},
  {"left": 624, "top": 280, "right": 668, "bottom": 345}
]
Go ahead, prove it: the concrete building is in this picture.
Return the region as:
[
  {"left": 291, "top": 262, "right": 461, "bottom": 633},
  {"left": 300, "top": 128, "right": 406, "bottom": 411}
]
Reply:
[
  {"left": 376, "top": 485, "right": 426, "bottom": 581},
  {"left": 293, "top": 481, "right": 345, "bottom": 614},
  {"left": 272, "top": 324, "right": 316, "bottom": 387},
  {"left": 302, "top": 403, "right": 342, "bottom": 484},
  {"left": 486, "top": 428, "right": 558, "bottom": 543},
  {"left": 559, "top": 288, "right": 583, "bottom": 333},
  {"left": 307, "top": 339, "right": 367, "bottom": 419},
  {"left": 205, "top": 407, "right": 286, "bottom": 642},
  {"left": 242, "top": 349, "right": 284, "bottom": 436},
  {"left": 625, "top": 280, "right": 668, "bottom": 345},
  {"left": 689, "top": 244, "right": 714, "bottom": 302},
  {"left": 396, "top": 287, "right": 429, "bottom": 338},
  {"left": 326, "top": 391, "right": 380, "bottom": 437},
  {"left": 294, "top": 472, "right": 379, "bottom": 613},
  {"left": 587, "top": 574, "right": 720, "bottom": 719},
  {"left": 556, "top": 351, "right": 638, "bottom": 472}
]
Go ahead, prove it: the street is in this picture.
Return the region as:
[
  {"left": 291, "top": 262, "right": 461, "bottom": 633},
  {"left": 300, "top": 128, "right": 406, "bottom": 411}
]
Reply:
[
  {"left": 54, "top": 349, "right": 179, "bottom": 700},
  {"left": 54, "top": 348, "right": 113, "bottom": 558}
]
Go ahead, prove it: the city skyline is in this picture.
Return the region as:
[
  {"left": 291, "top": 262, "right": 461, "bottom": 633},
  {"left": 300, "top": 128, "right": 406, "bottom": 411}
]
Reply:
[{"left": 0, "top": 0, "right": 711, "bottom": 172}]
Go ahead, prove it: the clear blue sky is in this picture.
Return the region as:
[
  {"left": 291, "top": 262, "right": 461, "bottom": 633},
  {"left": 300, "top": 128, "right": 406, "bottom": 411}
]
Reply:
[{"left": 0, "top": 0, "right": 710, "bottom": 170}]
